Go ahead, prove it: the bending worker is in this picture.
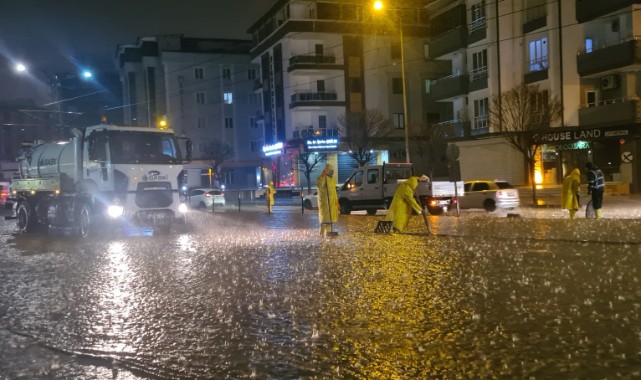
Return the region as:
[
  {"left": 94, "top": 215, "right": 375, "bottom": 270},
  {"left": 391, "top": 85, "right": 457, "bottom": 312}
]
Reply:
[
  {"left": 585, "top": 162, "right": 605, "bottom": 218},
  {"left": 316, "top": 163, "right": 339, "bottom": 236},
  {"left": 385, "top": 176, "right": 423, "bottom": 233}
]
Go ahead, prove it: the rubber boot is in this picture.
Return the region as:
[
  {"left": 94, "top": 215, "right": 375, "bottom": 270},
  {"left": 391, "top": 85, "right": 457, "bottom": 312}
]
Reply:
[
  {"left": 320, "top": 223, "right": 330, "bottom": 237},
  {"left": 595, "top": 209, "right": 602, "bottom": 218},
  {"left": 569, "top": 210, "right": 576, "bottom": 219}
]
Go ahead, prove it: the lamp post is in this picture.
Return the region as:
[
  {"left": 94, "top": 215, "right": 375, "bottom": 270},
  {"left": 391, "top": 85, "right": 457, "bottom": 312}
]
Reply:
[{"left": 373, "top": 1, "right": 410, "bottom": 163}]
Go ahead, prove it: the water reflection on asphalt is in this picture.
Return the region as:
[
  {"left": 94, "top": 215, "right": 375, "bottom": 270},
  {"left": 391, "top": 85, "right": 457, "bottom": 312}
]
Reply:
[{"left": 1, "top": 211, "right": 641, "bottom": 378}]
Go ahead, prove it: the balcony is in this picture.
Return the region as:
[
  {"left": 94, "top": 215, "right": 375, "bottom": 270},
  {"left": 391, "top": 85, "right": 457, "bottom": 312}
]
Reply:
[
  {"left": 428, "top": 25, "right": 467, "bottom": 59},
  {"left": 293, "top": 128, "right": 340, "bottom": 139},
  {"left": 578, "top": 97, "right": 641, "bottom": 128},
  {"left": 468, "top": 18, "right": 487, "bottom": 45},
  {"left": 253, "top": 79, "right": 263, "bottom": 91},
  {"left": 523, "top": 4, "right": 547, "bottom": 34},
  {"left": 577, "top": 38, "right": 641, "bottom": 77},
  {"left": 433, "top": 119, "right": 470, "bottom": 139},
  {"left": 432, "top": 74, "right": 469, "bottom": 101},
  {"left": 469, "top": 68, "right": 488, "bottom": 92},
  {"left": 289, "top": 92, "right": 344, "bottom": 109},
  {"left": 471, "top": 116, "right": 490, "bottom": 135},
  {"left": 576, "top": 0, "right": 641, "bottom": 23},
  {"left": 288, "top": 54, "right": 343, "bottom": 73}
]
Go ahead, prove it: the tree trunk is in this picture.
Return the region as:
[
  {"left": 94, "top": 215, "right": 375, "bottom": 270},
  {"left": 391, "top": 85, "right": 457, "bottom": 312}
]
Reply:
[{"left": 528, "top": 160, "right": 538, "bottom": 207}]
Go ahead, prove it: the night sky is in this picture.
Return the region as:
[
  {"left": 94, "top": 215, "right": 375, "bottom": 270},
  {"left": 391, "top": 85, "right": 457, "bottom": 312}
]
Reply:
[{"left": 0, "top": 0, "right": 275, "bottom": 104}]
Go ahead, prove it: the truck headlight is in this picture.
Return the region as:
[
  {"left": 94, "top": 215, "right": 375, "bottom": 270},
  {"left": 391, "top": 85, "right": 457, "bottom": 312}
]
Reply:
[
  {"left": 108, "top": 205, "right": 124, "bottom": 218},
  {"left": 178, "top": 203, "right": 188, "bottom": 213}
]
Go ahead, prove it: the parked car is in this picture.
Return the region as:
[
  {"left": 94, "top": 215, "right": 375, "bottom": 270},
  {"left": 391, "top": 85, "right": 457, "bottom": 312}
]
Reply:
[
  {"left": 458, "top": 180, "right": 520, "bottom": 212},
  {"left": 187, "top": 188, "right": 225, "bottom": 209},
  {"left": 302, "top": 186, "right": 340, "bottom": 210},
  {"left": 303, "top": 191, "right": 319, "bottom": 209}
]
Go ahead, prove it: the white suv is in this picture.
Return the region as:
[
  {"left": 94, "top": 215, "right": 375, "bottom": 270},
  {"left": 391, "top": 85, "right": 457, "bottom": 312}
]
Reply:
[{"left": 459, "top": 180, "right": 520, "bottom": 212}]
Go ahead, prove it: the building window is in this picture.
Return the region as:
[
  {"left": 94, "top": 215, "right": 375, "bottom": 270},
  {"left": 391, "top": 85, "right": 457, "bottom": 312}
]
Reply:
[
  {"left": 223, "top": 171, "right": 235, "bottom": 185},
  {"left": 247, "top": 68, "right": 257, "bottom": 80},
  {"left": 424, "top": 79, "right": 432, "bottom": 94},
  {"left": 316, "top": 80, "right": 325, "bottom": 92},
  {"left": 471, "top": 49, "right": 488, "bottom": 80},
  {"left": 197, "top": 116, "right": 206, "bottom": 129},
  {"left": 394, "top": 113, "right": 405, "bottom": 129},
  {"left": 319, "top": 115, "right": 327, "bottom": 129},
  {"left": 194, "top": 67, "right": 204, "bottom": 79},
  {"left": 585, "top": 37, "right": 594, "bottom": 53},
  {"left": 250, "top": 140, "right": 262, "bottom": 152},
  {"left": 196, "top": 92, "right": 206, "bottom": 104},
  {"left": 528, "top": 37, "right": 548, "bottom": 72},
  {"left": 392, "top": 78, "right": 403, "bottom": 94},
  {"left": 470, "top": 1, "right": 486, "bottom": 31},
  {"left": 222, "top": 68, "right": 232, "bottom": 79},
  {"left": 249, "top": 117, "right": 257, "bottom": 128},
  {"left": 224, "top": 92, "right": 233, "bottom": 104},
  {"left": 473, "top": 98, "right": 489, "bottom": 130},
  {"left": 225, "top": 117, "right": 234, "bottom": 128},
  {"left": 391, "top": 42, "right": 401, "bottom": 59}
]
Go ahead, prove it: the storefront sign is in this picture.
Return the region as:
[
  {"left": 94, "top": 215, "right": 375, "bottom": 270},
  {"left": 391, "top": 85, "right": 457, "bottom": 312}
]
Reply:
[
  {"left": 535, "top": 127, "right": 629, "bottom": 144},
  {"left": 263, "top": 142, "right": 284, "bottom": 157},
  {"left": 306, "top": 138, "right": 338, "bottom": 151},
  {"left": 555, "top": 141, "right": 590, "bottom": 151}
]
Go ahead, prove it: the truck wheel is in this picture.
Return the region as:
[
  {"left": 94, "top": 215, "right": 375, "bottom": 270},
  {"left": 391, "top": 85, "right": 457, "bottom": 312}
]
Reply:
[
  {"left": 339, "top": 200, "right": 351, "bottom": 215},
  {"left": 77, "top": 204, "right": 93, "bottom": 237},
  {"left": 303, "top": 200, "right": 312, "bottom": 210},
  {"left": 155, "top": 223, "right": 172, "bottom": 235},
  {"left": 366, "top": 209, "right": 377, "bottom": 216},
  {"left": 16, "top": 202, "right": 36, "bottom": 233},
  {"left": 198, "top": 201, "right": 206, "bottom": 209},
  {"left": 483, "top": 199, "right": 497, "bottom": 212}
]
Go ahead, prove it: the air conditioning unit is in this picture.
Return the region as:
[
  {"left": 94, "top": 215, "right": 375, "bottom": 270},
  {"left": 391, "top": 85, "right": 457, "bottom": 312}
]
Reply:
[{"left": 601, "top": 75, "right": 619, "bottom": 90}]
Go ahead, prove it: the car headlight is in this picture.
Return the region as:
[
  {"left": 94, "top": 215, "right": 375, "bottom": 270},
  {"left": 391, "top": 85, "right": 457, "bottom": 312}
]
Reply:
[
  {"left": 178, "top": 203, "right": 189, "bottom": 213},
  {"left": 107, "top": 205, "right": 124, "bottom": 218}
]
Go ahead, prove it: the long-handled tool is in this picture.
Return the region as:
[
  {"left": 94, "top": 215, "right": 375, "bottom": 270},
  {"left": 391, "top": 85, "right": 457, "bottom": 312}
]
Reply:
[
  {"left": 324, "top": 176, "right": 339, "bottom": 237},
  {"left": 416, "top": 192, "right": 431, "bottom": 236}
]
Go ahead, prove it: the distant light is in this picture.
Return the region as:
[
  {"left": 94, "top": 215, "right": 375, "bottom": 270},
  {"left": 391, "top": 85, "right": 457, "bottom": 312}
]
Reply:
[
  {"left": 373, "top": 1, "right": 384, "bottom": 11},
  {"left": 15, "top": 63, "right": 27, "bottom": 73},
  {"left": 82, "top": 70, "right": 93, "bottom": 79}
]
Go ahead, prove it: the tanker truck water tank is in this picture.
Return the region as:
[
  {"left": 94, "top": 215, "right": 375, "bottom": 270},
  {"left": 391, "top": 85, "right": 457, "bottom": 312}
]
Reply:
[{"left": 20, "top": 141, "right": 75, "bottom": 180}]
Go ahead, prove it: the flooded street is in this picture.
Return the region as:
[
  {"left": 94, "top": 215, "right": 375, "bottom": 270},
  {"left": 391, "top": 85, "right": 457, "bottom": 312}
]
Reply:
[{"left": 2, "top": 209, "right": 641, "bottom": 378}]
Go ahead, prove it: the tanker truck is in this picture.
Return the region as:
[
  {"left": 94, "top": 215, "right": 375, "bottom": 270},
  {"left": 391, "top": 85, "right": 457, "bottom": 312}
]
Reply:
[{"left": 12, "top": 124, "right": 192, "bottom": 236}]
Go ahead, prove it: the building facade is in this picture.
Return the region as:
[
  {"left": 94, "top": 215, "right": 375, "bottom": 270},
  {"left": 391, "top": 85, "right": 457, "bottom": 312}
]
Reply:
[
  {"left": 428, "top": 0, "right": 641, "bottom": 193},
  {"left": 248, "top": 0, "right": 449, "bottom": 186},
  {"left": 115, "top": 35, "right": 264, "bottom": 189}
]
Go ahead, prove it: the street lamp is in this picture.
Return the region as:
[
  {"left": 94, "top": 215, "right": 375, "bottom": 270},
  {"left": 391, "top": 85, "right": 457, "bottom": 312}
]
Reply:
[{"left": 372, "top": 1, "right": 410, "bottom": 163}]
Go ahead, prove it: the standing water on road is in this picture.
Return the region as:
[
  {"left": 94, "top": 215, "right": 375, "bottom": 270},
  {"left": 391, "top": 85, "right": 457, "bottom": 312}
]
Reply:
[{"left": 1, "top": 211, "right": 641, "bottom": 378}]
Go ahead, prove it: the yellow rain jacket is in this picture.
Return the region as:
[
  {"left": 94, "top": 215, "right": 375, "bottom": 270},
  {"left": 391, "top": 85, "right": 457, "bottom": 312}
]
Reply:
[
  {"left": 385, "top": 176, "right": 423, "bottom": 232},
  {"left": 317, "top": 164, "right": 338, "bottom": 224},
  {"left": 266, "top": 181, "right": 276, "bottom": 206},
  {"left": 561, "top": 168, "right": 581, "bottom": 211}
]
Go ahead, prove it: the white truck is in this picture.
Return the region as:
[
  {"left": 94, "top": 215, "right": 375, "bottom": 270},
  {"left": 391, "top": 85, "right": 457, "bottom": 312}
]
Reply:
[
  {"left": 11, "top": 124, "right": 191, "bottom": 236},
  {"left": 337, "top": 163, "right": 464, "bottom": 215}
]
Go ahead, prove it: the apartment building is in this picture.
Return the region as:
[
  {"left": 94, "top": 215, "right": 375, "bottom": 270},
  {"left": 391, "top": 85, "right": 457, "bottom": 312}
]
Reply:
[
  {"left": 247, "top": 0, "right": 448, "bottom": 185},
  {"left": 115, "top": 35, "right": 263, "bottom": 189},
  {"left": 427, "top": 0, "right": 641, "bottom": 193}
]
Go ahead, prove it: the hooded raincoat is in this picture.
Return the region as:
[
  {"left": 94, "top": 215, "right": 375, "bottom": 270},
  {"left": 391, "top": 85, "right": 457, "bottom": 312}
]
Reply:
[
  {"left": 385, "top": 176, "right": 423, "bottom": 232},
  {"left": 317, "top": 164, "right": 338, "bottom": 224},
  {"left": 561, "top": 168, "right": 581, "bottom": 217},
  {"left": 266, "top": 181, "right": 276, "bottom": 207}
]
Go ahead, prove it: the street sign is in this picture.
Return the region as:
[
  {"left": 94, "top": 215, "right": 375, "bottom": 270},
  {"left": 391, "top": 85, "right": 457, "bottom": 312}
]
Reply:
[
  {"left": 622, "top": 151, "right": 633, "bottom": 163},
  {"left": 446, "top": 144, "right": 460, "bottom": 161}
]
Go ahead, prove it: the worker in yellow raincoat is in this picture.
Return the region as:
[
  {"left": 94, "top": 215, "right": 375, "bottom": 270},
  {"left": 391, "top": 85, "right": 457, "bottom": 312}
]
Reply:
[
  {"left": 266, "top": 181, "right": 276, "bottom": 213},
  {"left": 385, "top": 176, "right": 423, "bottom": 233},
  {"left": 316, "top": 163, "right": 339, "bottom": 236},
  {"left": 561, "top": 168, "right": 581, "bottom": 219}
]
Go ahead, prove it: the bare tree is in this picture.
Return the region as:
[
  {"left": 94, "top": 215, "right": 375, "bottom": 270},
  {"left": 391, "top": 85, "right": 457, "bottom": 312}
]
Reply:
[
  {"left": 204, "top": 139, "right": 234, "bottom": 187},
  {"left": 489, "top": 83, "right": 563, "bottom": 206},
  {"left": 337, "top": 109, "right": 392, "bottom": 167},
  {"left": 297, "top": 152, "right": 326, "bottom": 194},
  {"left": 407, "top": 120, "right": 448, "bottom": 178}
]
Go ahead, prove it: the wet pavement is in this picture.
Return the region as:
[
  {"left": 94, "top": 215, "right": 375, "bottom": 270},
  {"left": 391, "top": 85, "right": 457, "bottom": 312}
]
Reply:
[{"left": 2, "top": 201, "right": 641, "bottom": 379}]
